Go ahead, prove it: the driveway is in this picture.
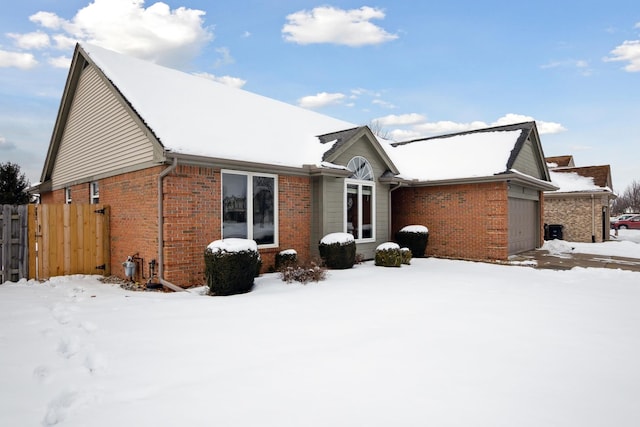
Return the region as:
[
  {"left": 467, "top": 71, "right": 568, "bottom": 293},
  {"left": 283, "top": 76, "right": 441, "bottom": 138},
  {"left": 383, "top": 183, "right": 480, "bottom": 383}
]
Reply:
[{"left": 511, "top": 250, "right": 640, "bottom": 272}]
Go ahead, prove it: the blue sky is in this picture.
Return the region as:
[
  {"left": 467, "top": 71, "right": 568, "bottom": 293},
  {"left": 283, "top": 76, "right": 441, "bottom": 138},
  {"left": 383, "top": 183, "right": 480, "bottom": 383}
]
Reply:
[{"left": 1, "top": 0, "right": 639, "bottom": 190}]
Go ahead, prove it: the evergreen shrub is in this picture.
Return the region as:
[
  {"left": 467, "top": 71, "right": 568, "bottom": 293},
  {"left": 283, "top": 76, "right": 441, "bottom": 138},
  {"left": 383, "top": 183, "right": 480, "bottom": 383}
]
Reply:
[
  {"left": 319, "top": 232, "right": 356, "bottom": 269},
  {"left": 275, "top": 249, "right": 297, "bottom": 271},
  {"left": 375, "top": 242, "right": 402, "bottom": 267},
  {"left": 395, "top": 225, "right": 429, "bottom": 258},
  {"left": 400, "top": 247, "right": 412, "bottom": 265},
  {"left": 204, "top": 239, "right": 260, "bottom": 296}
]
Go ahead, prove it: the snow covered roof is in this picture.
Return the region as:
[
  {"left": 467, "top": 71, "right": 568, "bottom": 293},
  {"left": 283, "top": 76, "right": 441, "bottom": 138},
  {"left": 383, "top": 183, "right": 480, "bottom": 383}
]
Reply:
[
  {"left": 63, "top": 45, "right": 550, "bottom": 187},
  {"left": 80, "top": 43, "right": 355, "bottom": 169},
  {"left": 381, "top": 123, "right": 533, "bottom": 182},
  {"left": 547, "top": 165, "right": 613, "bottom": 194},
  {"left": 545, "top": 155, "right": 575, "bottom": 168}
]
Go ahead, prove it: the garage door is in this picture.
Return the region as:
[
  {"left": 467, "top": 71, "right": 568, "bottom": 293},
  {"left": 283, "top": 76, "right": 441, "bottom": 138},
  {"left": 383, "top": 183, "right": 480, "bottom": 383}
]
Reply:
[{"left": 508, "top": 198, "right": 539, "bottom": 255}]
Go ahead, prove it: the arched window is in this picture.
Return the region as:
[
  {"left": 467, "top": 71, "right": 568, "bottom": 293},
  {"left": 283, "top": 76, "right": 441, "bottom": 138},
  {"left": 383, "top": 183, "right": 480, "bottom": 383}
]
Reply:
[
  {"left": 344, "top": 156, "right": 375, "bottom": 241},
  {"left": 347, "top": 156, "right": 373, "bottom": 181}
]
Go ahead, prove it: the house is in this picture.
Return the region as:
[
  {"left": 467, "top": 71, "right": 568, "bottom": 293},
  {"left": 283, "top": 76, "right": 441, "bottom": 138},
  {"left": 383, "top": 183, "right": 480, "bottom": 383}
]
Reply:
[
  {"left": 36, "top": 43, "right": 555, "bottom": 287},
  {"left": 544, "top": 158, "right": 615, "bottom": 242}
]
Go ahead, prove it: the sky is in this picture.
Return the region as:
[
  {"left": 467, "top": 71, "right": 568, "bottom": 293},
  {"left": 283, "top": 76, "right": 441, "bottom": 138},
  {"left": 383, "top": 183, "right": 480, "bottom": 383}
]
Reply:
[
  {"left": 0, "top": 0, "right": 639, "bottom": 190},
  {"left": 1, "top": 232, "right": 640, "bottom": 426}
]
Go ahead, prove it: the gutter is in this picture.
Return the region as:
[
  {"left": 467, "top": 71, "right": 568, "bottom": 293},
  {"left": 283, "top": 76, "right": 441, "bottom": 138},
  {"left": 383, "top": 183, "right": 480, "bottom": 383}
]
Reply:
[
  {"left": 157, "top": 157, "right": 185, "bottom": 292},
  {"left": 388, "top": 182, "right": 405, "bottom": 240}
]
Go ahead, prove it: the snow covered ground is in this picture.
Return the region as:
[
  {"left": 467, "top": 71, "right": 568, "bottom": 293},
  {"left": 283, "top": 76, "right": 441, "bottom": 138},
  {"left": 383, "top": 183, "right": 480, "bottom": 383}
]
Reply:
[{"left": 1, "top": 232, "right": 640, "bottom": 426}]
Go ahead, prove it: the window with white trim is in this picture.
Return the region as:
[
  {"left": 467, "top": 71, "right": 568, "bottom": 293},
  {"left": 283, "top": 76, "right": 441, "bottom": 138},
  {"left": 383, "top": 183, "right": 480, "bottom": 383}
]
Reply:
[
  {"left": 344, "top": 157, "right": 375, "bottom": 241},
  {"left": 222, "top": 170, "right": 277, "bottom": 246},
  {"left": 65, "top": 187, "right": 72, "bottom": 204},
  {"left": 90, "top": 181, "right": 99, "bottom": 204}
]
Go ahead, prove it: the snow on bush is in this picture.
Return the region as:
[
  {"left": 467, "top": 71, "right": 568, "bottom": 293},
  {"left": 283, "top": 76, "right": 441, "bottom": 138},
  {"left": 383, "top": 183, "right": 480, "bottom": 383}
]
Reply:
[
  {"left": 207, "top": 238, "right": 258, "bottom": 253},
  {"left": 400, "top": 225, "right": 429, "bottom": 234},
  {"left": 320, "top": 232, "right": 355, "bottom": 245}
]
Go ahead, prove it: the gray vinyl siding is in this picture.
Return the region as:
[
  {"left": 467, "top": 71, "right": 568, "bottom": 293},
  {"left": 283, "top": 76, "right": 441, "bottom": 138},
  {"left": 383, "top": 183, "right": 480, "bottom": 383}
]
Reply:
[
  {"left": 311, "top": 135, "right": 392, "bottom": 259},
  {"left": 51, "top": 65, "right": 158, "bottom": 188},
  {"left": 508, "top": 183, "right": 540, "bottom": 201},
  {"left": 511, "top": 138, "right": 544, "bottom": 179}
]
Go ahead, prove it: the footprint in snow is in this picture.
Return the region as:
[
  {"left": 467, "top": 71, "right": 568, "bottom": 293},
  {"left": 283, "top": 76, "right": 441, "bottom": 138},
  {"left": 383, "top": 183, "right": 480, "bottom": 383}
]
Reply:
[
  {"left": 42, "top": 388, "right": 98, "bottom": 426},
  {"left": 33, "top": 365, "right": 53, "bottom": 384},
  {"left": 51, "top": 304, "right": 72, "bottom": 325},
  {"left": 57, "top": 335, "right": 81, "bottom": 359},
  {"left": 84, "top": 352, "right": 107, "bottom": 374},
  {"left": 78, "top": 320, "right": 98, "bottom": 334}
]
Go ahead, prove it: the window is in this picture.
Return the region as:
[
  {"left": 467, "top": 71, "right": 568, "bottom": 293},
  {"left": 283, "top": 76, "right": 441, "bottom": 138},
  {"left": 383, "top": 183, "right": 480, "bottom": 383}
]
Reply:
[
  {"left": 222, "top": 170, "right": 277, "bottom": 246},
  {"left": 65, "top": 187, "right": 72, "bottom": 204},
  {"left": 90, "top": 181, "right": 99, "bottom": 204},
  {"left": 344, "top": 157, "right": 375, "bottom": 241}
]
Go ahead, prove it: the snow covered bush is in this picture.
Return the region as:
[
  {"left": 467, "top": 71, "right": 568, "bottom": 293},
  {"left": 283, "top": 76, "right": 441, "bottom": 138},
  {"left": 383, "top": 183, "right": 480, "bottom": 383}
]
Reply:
[
  {"left": 395, "top": 225, "right": 429, "bottom": 258},
  {"left": 375, "top": 242, "right": 402, "bottom": 267},
  {"left": 275, "top": 249, "right": 297, "bottom": 271},
  {"left": 400, "top": 247, "right": 412, "bottom": 265},
  {"left": 319, "top": 232, "right": 356, "bottom": 269},
  {"left": 204, "top": 238, "right": 260, "bottom": 296},
  {"left": 280, "top": 260, "right": 327, "bottom": 284}
]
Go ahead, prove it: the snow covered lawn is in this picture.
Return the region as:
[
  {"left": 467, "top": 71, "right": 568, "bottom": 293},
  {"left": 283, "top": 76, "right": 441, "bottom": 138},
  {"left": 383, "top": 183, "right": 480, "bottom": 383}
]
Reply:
[{"left": 2, "top": 234, "right": 640, "bottom": 426}]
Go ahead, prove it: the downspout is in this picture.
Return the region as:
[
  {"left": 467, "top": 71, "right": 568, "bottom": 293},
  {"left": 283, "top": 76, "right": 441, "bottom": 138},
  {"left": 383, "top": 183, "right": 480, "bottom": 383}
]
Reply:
[
  {"left": 591, "top": 194, "right": 596, "bottom": 243},
  {"left": 157, "top": 157, "right": 185, "bottom": 292},
  {"left": 388, "top": 183, "right": 403, "bottom": 239}
]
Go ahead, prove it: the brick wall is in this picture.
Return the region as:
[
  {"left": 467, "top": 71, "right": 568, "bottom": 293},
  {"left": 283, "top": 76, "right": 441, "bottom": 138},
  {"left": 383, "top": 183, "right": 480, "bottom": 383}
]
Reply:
[
  {"left": 544, "top": 195, "right": 610, "bottom": 243},
  {"left": 42, "top": 166, "right": 312, "bottom": 287},
  {"left": 162, "top": 167, "right": 312, "bottom": 285},
  {"left": 392, "top": 182, "right": 510, "bottom": 261}
]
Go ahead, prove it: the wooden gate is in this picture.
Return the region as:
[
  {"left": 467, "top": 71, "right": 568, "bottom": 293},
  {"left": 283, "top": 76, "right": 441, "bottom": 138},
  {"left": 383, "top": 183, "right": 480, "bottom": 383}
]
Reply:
[
  {"left": 0, "top": 205, "right": 29, "bottom": 283},
  {"left": 28, "top": 204, "right": 111, "bottom": 280}
]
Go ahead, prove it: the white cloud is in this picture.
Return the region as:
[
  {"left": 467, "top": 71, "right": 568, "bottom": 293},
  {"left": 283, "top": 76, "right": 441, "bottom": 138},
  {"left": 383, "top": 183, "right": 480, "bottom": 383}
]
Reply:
[
  {"left": 29, "top": 11, "right": 65, "bottom": 29},
  {"left": 371, "top": 99, "right": 396, "bottom": 109},
  {"left": 213, "top": 47, "right": 234, "bottom": 68},
  {"left": 7, "top": 31, "right": 50, "bottom": 49},
  {"left": 383, "top": 113, "right": 566, "bottom": 141},
  {"left": 605, "top": 39, "right": 640, "bottom": 72},
  {"left": 26, "top": 0, "right": 214, "bottom": 68},
  {"left": 192, "top": 72, "right": 246, "bottom": 88},
  {"left": 0, "top": 136, "right": 17, "bottom": 150},
  {"left": 298, "top": 92, "right": 346, "bottom": 108},
  {"left": 374, "top": 113, "right": 426, "bottom": 126},
  {"left": 491, "top": 113, "right": 566, "bottom": 134},
  {"left": 48, "top": 55, "right": 71, "bottom": 68},
  {"left": 0, "top": 49, "right": 38, "bottom": 69},
  {"left": 242, "top": 31, "right": 251, "bottom": 38},
  {"left": 282, "top": 6, "right": 398, "bottom": 46},
  {"left": 52, "top": 34, "right": 77, "bottom": 51},
  {"left": 540, "top": 59, "right": 592, "bottom": 76}
]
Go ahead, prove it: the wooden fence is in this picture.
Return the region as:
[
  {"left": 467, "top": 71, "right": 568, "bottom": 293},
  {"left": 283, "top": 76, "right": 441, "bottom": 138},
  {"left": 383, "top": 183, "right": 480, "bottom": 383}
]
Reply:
[
  {"left": 0, "top": 205, "right": 29, "bottom": 283},
  {"left": 28, "top": 204, "right": 111, "bottom": 280}
]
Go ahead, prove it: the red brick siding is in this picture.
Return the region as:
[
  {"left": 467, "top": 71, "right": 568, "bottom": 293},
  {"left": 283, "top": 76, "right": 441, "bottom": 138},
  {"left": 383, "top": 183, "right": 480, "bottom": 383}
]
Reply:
[
  {"left": 162, "top": 168, "right": 312, "bottom": 285},
  {"left": 161, "top": 165, "right": 219, "bottom": 286},
  {"left": 392, "top": 182, "right": 510, "bottom": 261},
  {"left": 41, "top": 166, "right": 313, "bottom": 287}
]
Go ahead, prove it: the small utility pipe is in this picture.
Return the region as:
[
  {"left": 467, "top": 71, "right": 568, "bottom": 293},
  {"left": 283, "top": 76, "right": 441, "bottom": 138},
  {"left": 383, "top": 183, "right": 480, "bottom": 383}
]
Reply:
[{"left": 157, "top": 157, "right": 184, "bottom": 291}]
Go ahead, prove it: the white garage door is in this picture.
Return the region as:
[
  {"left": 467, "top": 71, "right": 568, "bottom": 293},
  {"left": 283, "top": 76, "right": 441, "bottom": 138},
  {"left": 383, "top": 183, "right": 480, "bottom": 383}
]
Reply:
[{"left": 508, "top": 198, "right": 539, "bottom": 255}]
